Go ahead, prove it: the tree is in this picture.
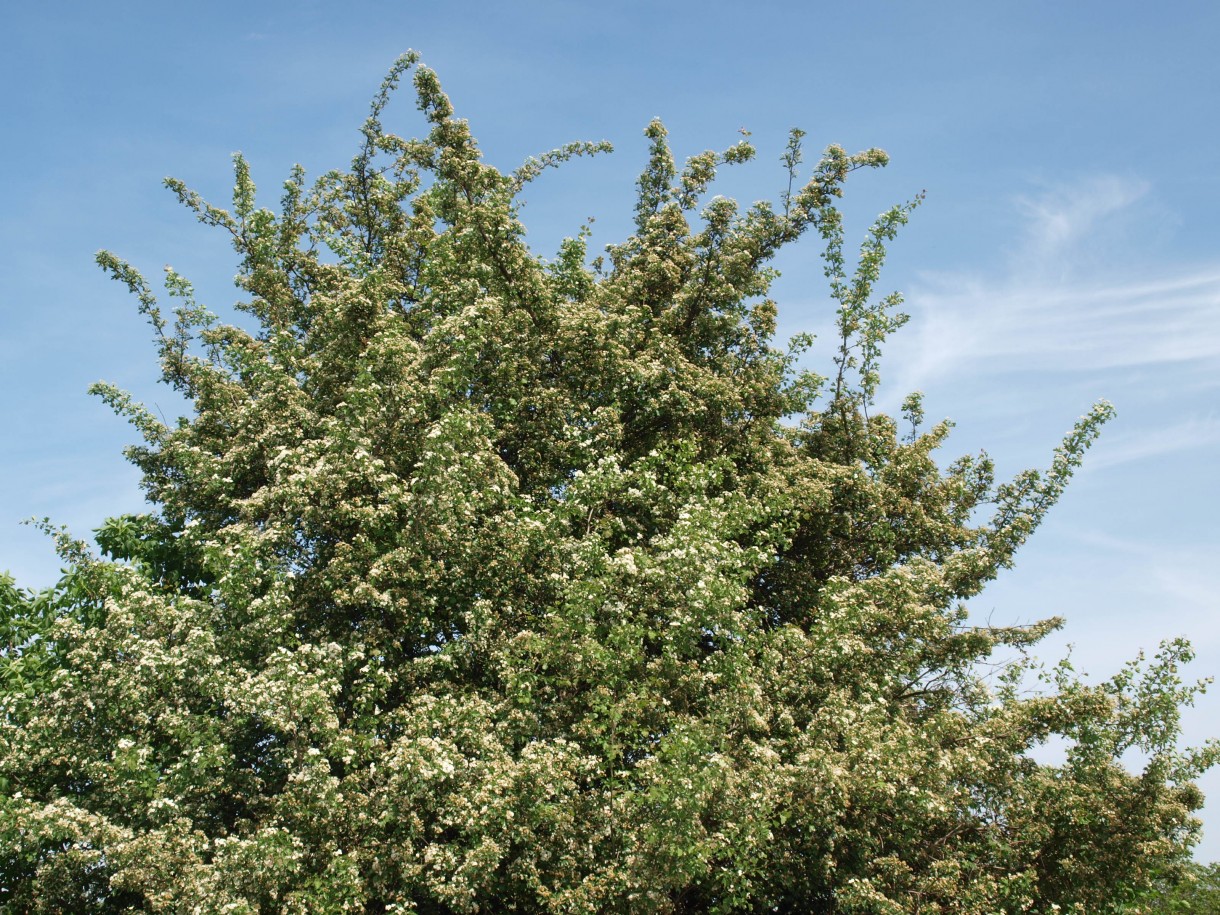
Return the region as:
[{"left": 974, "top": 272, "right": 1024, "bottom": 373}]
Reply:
[{"left": 1, "top": 53, "right": 1215, "bottom": 913}]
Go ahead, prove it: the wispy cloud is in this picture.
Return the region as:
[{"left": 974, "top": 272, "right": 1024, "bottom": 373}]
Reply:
[
  {"left": 1086, "top": 415, "right": 1220, "bottom": 470},
  {"left": 1013, "top": 175, "right": 1152, "bottom": 277},
  {"left": 885, "top": 177, "right": 1220, "bottom": 395},
  {"left": 1054, "top": 528, "right": 1220, "bottom": 647}
]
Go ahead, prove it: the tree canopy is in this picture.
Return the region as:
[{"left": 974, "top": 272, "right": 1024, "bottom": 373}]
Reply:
[{"left": 2, "top": 53, "right": 1216, "bottom": 913}]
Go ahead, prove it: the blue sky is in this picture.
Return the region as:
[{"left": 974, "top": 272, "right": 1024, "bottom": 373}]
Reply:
[{"left": 3, "top": 0, "right": 1219, "bottom": 859}]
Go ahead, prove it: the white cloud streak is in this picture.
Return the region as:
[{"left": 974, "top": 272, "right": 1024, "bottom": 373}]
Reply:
[
  {"left": 886, "top": 176, "right": 1220, "bottom": 394},
  {"left": 1012, "top": 174, "right": 1152, "bottom": 275},
  {"left": 1053, "top": 527, "right": 1220, "bottom": 647},
  {"left": 1086, "top": 415, "right": 1220, "bottom": 470}
]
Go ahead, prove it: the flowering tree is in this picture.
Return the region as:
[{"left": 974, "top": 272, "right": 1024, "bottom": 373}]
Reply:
[{"left": 2, "top": 54, "right": 1215, "bottom": 913}]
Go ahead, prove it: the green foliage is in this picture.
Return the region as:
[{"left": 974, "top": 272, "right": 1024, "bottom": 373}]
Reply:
[
  {"left": 1128, "top": 861, "right": 1220, "bottom": 913},
  {"left": 0, "top": 525, "right": 110, "bottom": 704},
  {"left": 2, "top": 53, "right": 1216, "bottom": 912}
]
